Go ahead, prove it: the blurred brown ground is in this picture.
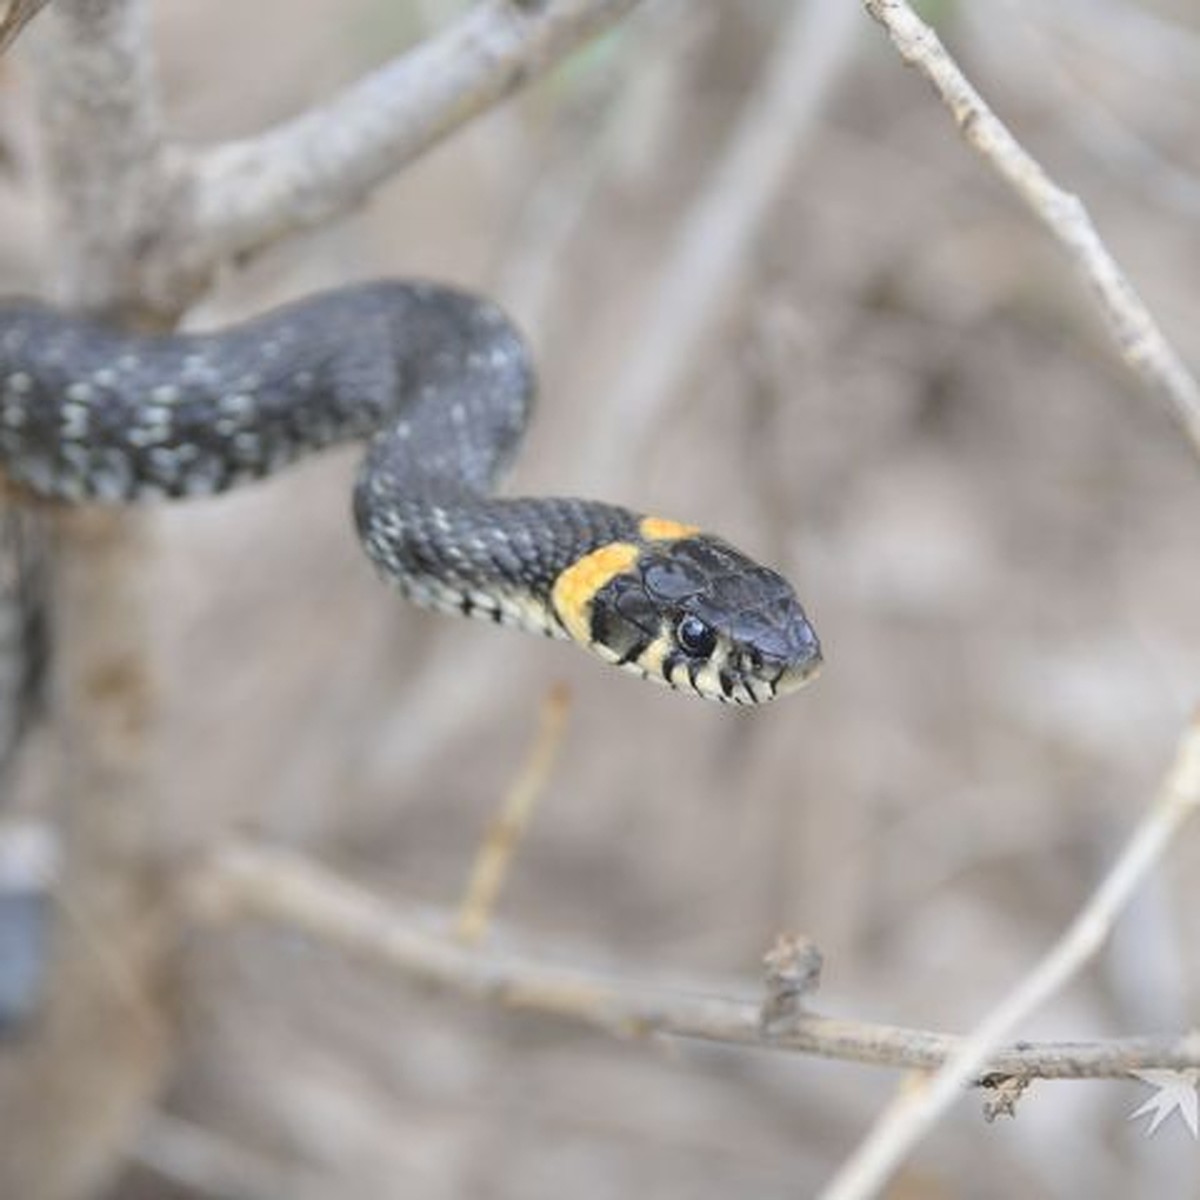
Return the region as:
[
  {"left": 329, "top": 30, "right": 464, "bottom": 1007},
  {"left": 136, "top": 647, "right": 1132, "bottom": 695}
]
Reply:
[{"left": 5, "top": 1, "right": 1200, "bottom": 1197}]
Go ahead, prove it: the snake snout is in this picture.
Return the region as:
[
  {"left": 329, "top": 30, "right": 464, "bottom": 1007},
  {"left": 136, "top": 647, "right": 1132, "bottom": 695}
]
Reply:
[
  {"left": 769, "top": 624, "right": 822, "bottom": 696},
  {"left": 743, "top": 605, "right": 822, "bottom": 699}
]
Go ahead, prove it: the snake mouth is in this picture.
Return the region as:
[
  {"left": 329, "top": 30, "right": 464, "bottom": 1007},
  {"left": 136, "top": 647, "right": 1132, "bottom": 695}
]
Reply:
[
  {"left": 666, "top": 637, "right": 822, "bottom": 705},
  {"left": 739, "top": 623, "right": 822, "bottom": 703},
  {"left": 718, "top": 656, "right": 822, "bottom": 705},
  {"left": 769, "top": 645, "right": 823, "bottom": 698}
]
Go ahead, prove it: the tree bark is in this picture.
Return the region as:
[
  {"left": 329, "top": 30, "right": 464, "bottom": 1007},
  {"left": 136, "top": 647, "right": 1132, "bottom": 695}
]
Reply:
[{"left": 0, "top": 5, "right": 175, "bottom": 1199}]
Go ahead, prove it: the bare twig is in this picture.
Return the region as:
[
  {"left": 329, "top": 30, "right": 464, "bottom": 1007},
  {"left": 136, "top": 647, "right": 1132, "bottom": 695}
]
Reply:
[
  {"left": 455, "top": 683, "right": 571, "bottom": 945},
  {"left": 191, "top": 841, "right": 1200, "bottom": 1083},
  {"left": 585, "top": 0, "right": 861, "bottom": 493},
  {"left": 0, "top": 0, "right": 48, "bottom": 54},
  {"left": 820, "top": 712, "right": 1200, "bottom": 1200},
  {"left": 864, "top": 0, "right": 1200, "bottom": 459},
  {"left": 149, "top": 0, "right": 645, "bottom": 311}
]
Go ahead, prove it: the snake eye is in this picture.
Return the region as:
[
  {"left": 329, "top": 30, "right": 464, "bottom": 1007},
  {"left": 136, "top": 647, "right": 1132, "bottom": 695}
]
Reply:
[{"left": 676, "top": 614, "right": 716, "bottom": 659}]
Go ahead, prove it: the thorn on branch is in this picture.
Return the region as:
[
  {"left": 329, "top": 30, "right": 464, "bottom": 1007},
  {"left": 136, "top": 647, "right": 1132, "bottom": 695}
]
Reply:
[
  {"left": 759, "top": 931, "right": 823, "bottom": 1034},
  {"left": 980, "top": 1074, "right": 1031, "bottom": 1122}
]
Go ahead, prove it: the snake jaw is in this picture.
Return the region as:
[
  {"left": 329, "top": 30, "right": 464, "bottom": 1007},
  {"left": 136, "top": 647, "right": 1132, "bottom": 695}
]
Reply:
[{"left": 761, "top": 637, "right": 823, "bottom": 699}]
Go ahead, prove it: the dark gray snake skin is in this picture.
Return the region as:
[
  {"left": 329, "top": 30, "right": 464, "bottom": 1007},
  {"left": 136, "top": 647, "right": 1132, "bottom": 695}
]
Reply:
[{"left": 0, "top": 280, "right": 820, "bottom": 708}]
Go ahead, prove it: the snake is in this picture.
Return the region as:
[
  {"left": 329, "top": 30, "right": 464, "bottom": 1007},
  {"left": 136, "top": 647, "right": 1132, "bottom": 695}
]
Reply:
[{"left": 0, "top": 281, "right": 821, "bottom": 705}]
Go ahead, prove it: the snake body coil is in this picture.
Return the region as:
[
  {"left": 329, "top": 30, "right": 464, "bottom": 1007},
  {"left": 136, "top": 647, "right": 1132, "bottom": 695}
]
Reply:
[{"left": 0, "top": 282, "right": 820, "bottom": 704}]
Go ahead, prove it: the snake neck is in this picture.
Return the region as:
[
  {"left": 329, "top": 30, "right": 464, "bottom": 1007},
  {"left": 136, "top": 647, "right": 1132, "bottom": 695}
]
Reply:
[{"left": 353, "top": 440, "right": 644, "bottom": 638}]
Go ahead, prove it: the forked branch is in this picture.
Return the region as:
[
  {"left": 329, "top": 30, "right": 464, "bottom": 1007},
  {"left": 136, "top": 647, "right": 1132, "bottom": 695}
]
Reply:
[{"left": 151, "top": 0, "right": 643, "bottom": 308}]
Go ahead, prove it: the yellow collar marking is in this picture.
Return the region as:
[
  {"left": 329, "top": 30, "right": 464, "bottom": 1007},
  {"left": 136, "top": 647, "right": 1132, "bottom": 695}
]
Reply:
[
  {"left": 551, "top": 541, "right": 640, "bottom": 647},
  {"left": 639, "top": 516, "right": 699, "bottom": 541}
]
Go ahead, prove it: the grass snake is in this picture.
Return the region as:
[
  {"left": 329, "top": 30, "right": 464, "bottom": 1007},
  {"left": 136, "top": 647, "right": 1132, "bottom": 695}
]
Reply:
[{"left": 0, "top": 281, "right": 821, "bottom": 706}]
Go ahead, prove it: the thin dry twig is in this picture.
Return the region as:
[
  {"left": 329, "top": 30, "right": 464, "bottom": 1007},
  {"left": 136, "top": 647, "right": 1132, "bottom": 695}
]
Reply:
[
  {"left": 191, "top": 841, "right": 1200, "bottom": 1083},
  {"left": 821, "top": 711, "right": 1200, "bottom": 1200},
  {"left": 455, "top": 683, "right": 571, "bottom": 945},
  {"left": 863, "top": 0, "right": 1200, "bottom": 459},
  {"left": 0, "top": 0, "right": 48, "bottom": 54}
]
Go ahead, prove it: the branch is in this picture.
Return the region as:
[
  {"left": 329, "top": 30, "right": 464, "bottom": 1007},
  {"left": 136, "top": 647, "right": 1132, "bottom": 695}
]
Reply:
[
  {"left": 0, "top": 0, "right": 47, "bottom": 54},
  {"left": 0, "top": 6, "right": 173, "bottom": 1200},
  {"left": 454, "top": 683, "right": 571, "bottom": 945},
  {"left": 863, "top": 0, "right": 1200, "bottom": 460},
  {"left": 151, "top": 0, "right": 643, "bottom": 307},
  {"left": 190, "top": 841, "right": 1200, "bottom": 1083},
  {"left": 822, "top": 710, "right": 1200, "bottom": 1200}
]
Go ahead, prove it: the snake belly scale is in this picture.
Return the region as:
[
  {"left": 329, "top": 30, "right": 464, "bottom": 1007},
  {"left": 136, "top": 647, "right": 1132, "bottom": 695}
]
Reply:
[{"left": 0, "top": 282, "right": 821, "bottom": 705}]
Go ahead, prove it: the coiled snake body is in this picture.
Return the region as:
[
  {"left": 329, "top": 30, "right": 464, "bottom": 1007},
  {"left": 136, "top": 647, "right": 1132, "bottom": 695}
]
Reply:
[{"left": 0, "top": 282, "right": 821, "bottom": 704}]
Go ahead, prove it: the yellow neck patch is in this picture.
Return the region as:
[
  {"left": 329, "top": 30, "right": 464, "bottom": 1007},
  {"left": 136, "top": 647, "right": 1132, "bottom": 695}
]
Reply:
[
  {"left": 551, "top": 541, "right": 639, "bottom": 647},
  {"left": 639, "top": 516, "right": 699, "bottom": 541}
]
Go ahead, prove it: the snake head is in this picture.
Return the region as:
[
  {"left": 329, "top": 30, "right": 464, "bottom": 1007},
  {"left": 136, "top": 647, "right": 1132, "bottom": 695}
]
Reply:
[{"left": 563, "top": 533, "right": 821, "bottom": 704}]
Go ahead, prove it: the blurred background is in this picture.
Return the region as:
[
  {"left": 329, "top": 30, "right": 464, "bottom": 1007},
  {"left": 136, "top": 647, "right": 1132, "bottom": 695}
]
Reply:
[{"left": 4, "top": 0, "right": 1200, "bottom": 1196}]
